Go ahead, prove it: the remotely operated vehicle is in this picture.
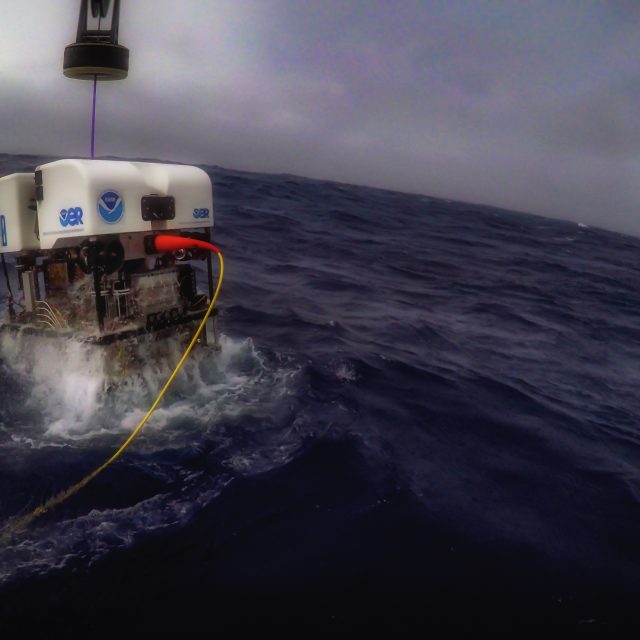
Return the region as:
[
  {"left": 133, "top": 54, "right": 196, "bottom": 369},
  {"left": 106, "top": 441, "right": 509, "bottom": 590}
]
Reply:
[
  {"left": 0, "top": 0, "right": 220, "bottom": 355},
  {"left": 0, "top": 159, "right": 219, "bottom": 348}
]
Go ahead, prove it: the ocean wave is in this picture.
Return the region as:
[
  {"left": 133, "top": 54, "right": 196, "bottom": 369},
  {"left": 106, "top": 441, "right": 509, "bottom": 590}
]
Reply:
[{"left": 3, "top": 153, "right": 640, "bottom": 627}]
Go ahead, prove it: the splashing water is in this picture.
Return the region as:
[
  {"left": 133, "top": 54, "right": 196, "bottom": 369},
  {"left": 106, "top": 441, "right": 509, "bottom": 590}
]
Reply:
[
  {"left": 0, "top": 328, "right": 308, "bottom": 585},
  {"left": 0, "top": 328, "right": 304, "bottom": 441}
]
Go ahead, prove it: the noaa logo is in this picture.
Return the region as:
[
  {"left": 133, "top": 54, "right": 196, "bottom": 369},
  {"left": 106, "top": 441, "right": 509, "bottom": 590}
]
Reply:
[
  {"left": 193, "top": 208, "right": 210, "bottom": 219},
  {"left": 59, "top": 207, "right": 84, "bottom": 227},
  {"left": 0, "top": 214, "right": 7, "bottom": 246},
  {"left": 98, "top": 190, "right": 124, "bottom": 224}
]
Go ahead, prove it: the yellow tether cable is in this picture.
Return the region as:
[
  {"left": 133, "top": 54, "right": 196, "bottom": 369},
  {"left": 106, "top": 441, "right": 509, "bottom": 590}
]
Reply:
[{"left": 2, "top": 249, "right": 224, "bottom": 537}]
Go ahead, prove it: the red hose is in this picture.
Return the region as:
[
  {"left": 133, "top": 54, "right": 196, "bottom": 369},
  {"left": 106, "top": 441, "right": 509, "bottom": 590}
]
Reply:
[{"left": 154, "top": 235, "right": 220, "bottom": 254}]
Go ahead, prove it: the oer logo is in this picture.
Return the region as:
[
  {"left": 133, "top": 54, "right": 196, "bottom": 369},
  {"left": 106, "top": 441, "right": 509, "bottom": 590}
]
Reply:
[
  {"left": 98, "top": 190, "right": 124, "bottom": 224},
  {"left": 59, "top": 207, "right": 84, "bottom": 227},
  {"left": 193, "top": 208, "right": 210, "bottom": 219},
  {"left": 0, "top": 214, "right": 7, "bottom": 246}
]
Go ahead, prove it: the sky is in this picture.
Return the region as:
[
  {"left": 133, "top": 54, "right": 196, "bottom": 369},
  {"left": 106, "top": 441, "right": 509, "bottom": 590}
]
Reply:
[{"left": 1, "top": 1, "right": 639, "bottom": 235}]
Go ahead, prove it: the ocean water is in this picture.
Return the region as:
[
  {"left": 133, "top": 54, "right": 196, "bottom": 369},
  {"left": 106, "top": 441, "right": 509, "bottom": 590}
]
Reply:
[{"left": 1, "top": 153, "right": 640, "bottom": 633}]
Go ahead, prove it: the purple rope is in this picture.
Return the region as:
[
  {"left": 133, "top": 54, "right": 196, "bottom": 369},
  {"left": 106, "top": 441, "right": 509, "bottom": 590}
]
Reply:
[{"left": 91, "top": 74, "right": 97, "bottom": 159}]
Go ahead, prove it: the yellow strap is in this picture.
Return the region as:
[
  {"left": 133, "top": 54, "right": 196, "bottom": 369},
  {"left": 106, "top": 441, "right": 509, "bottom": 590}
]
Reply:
[{"left": 2, "top": 250, "right": 224, "bottom": 536}]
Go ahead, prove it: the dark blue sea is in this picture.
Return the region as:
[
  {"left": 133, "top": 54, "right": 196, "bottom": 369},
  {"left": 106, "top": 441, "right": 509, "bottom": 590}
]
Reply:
[{"left": 1, "top": 153, "right": 640, "bottom": 634}]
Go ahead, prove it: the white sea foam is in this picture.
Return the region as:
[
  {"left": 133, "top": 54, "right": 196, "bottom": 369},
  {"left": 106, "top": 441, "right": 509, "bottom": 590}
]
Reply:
[
  {"left": 0, "top": 330, "right": 298, "bottom": 450},
  {"left": 0, "top": 473, "right": 231, "bottom": 584},
  {"left": 0, "top": 330, "right": 305, "bottom": 585},
  {"left": 1, "top": 331, "right": 107, "bottom": 433},
  {"left": 335, "top": 360, "right": 357, "bottom": 382}
]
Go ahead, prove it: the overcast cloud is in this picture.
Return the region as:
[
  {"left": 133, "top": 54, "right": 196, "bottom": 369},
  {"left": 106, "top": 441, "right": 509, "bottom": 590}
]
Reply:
[{"left": 1, "top": 1, "right": 639, "bottom": 234}]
